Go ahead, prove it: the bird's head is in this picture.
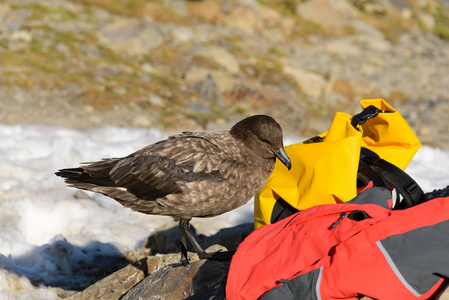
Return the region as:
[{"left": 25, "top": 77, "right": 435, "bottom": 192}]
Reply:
[{"left": 230, "top": 115, "right": 292, "bottom": 170}]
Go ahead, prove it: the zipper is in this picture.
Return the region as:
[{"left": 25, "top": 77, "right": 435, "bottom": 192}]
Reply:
[{"left": 331, "top": 212, "right": 348, "bottom": 228}]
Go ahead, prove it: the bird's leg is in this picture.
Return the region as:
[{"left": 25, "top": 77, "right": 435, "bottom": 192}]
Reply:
[
  {"left": 179, "top": 218, "right": 235, "bottom": 264},
  {"left": 179, "top": 218, "right": 210, "bottom": 264},
  {"left": 179, "top": 219, "right": 190, "bottom": 266}
]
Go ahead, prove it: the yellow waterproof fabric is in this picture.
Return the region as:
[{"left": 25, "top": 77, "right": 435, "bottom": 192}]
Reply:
[{"left": 254, "top": 99, "right": 421, "bottom": 228}]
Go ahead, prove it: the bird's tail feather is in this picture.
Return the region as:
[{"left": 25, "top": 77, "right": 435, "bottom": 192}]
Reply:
[{"left": 55, "top": 166, "right": 116, "bottom": 189}]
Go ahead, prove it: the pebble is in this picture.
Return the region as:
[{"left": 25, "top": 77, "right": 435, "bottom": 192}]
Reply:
[
  {"left": 99, "top": 19, "right": 164, "bottom": 57},
  {"left": 283, "top": 65, "right": 326, "bottom": 98},
  {"left": 193, "top": 46, "right": 240, "bottom": 74},
  {"left": 74, "top": 190, "right": 90, "bottom": 199}
]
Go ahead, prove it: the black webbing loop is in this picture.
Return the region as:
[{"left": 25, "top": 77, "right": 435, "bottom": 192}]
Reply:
[{"left": 358, "top": 150, "right": 426, "bottom": 209}]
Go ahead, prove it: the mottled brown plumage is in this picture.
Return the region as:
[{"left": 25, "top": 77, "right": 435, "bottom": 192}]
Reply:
[{"left": 56, "top": 115, "right": 291, "bottom": 264}]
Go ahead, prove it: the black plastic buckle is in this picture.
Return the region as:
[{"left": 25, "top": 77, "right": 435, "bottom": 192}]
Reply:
[{"left": 351, "top": 105, "right": 383, "bottom": 130}]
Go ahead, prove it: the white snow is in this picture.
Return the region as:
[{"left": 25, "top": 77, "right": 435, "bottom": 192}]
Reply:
[{"left": 0, "top": 124, "right": 448, "bottom": 298}]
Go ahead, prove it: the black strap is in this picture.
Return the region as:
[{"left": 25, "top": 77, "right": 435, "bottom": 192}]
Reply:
[
  {"left": 271, "top": 197, "right": 300, "bottom": 224},
  {"left": 358, "top": 154, "right": 425, "bottom": 209},
  {"left": 357, "top": 149, "right": 388, "bottom": 189}
]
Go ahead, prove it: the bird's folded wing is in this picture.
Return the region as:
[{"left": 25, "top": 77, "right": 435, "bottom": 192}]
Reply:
[{"left": 108, "top": 134, "right": 232, "bottom": 201}]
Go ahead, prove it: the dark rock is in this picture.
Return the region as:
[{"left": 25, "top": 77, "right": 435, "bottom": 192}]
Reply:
[
  {"left": 143, "top": 222, "right": 182, "bottom": 255},
  {"left": 68, "top": 264, "right": 145, "bottom": 300},
  {"left": 198, "top": 223, "right": 254, "bottom": 251},
  {"left": 121, "top": 258, "right": 230, "bottom": 300},
  {"left": 142, "top": 222, "right": 253, "bottom": 256}
]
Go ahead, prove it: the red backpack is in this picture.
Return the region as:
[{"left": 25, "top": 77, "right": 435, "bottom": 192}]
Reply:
[{"left": 226, "top": 187, "right": 449, "bottom": 299}]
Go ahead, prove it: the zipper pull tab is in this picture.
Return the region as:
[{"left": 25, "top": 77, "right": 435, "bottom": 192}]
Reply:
[{"left": 331, "top": 212, "right": 348, "bottom": 228}]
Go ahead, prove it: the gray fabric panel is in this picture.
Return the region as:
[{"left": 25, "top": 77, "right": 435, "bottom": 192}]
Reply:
[
  {"left": 347, "top": 187, "right": 392, "bottom": 208},
  {"left": 379, "top": 219, "right": 449, "bottom": 295},
  {"left": 260, "top": 267, "right": 322, "bottom": 300},
  {"left": 377, "top": 241, "right": 421, "bottom": 296}
]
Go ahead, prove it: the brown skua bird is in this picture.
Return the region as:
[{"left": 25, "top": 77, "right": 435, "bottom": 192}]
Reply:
[{"left": 56, "top": 115, "right": 291, "bottom": 264}]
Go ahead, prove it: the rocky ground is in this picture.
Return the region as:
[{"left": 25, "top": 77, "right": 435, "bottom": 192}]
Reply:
[
  {"left": 65, "top": 222, "right": 254, "bottom": 299},
  {"left": 1, "top": 0, "right": 449, "bottom": 147}
]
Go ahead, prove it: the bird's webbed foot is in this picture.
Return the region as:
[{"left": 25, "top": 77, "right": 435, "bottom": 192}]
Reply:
[
  {"left": 198, "top": 249, "right": 236, "bottom": 261},
  {"left": 179, "top": 219, "right": 235, "bottom": 265}
]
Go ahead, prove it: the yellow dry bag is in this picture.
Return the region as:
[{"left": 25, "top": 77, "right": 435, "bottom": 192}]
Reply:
[{"left": 254, "top": 99, "right": 421, "bottom": 228}]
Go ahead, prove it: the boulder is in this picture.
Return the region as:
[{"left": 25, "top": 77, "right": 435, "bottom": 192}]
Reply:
[
  {"left": 418, "top": 12, "right": 436, "bottom": 30},
  {"left": 68, "top": 264, "right": 146, "bottom": 300},
  {"left": 192, "top": 46, "right": 240, "bottom": 74},
  {"left": 225, "top": 5, "right": 262, "bottom": 34},
  {"left": 121, "top": 257, "right": 229, "bottom": 300},
  {"left": 99, "top": 19, "right": 164, "bottom": 57},
  {"left": 283, "top": 65, "right": 327, "bottom": 98},
  {"left": 324, "top": 38, "right": 362, "bottom": 57},
  {"left": 296, "top": 0, "right": 360, "bottom": 28}
]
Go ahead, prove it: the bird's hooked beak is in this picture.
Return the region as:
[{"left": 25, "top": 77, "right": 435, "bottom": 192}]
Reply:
[{"left": 273, "top": 147, "right": 292, "bottom": 170}]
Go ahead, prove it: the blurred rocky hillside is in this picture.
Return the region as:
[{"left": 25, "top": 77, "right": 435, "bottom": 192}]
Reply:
[{"left": 1, "top": 0, "right": 449, "bottom": 147}]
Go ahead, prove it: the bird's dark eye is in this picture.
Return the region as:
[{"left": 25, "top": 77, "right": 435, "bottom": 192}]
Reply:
[{"left": 261, "top": 138, "right": 270, "bottom": 144}]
